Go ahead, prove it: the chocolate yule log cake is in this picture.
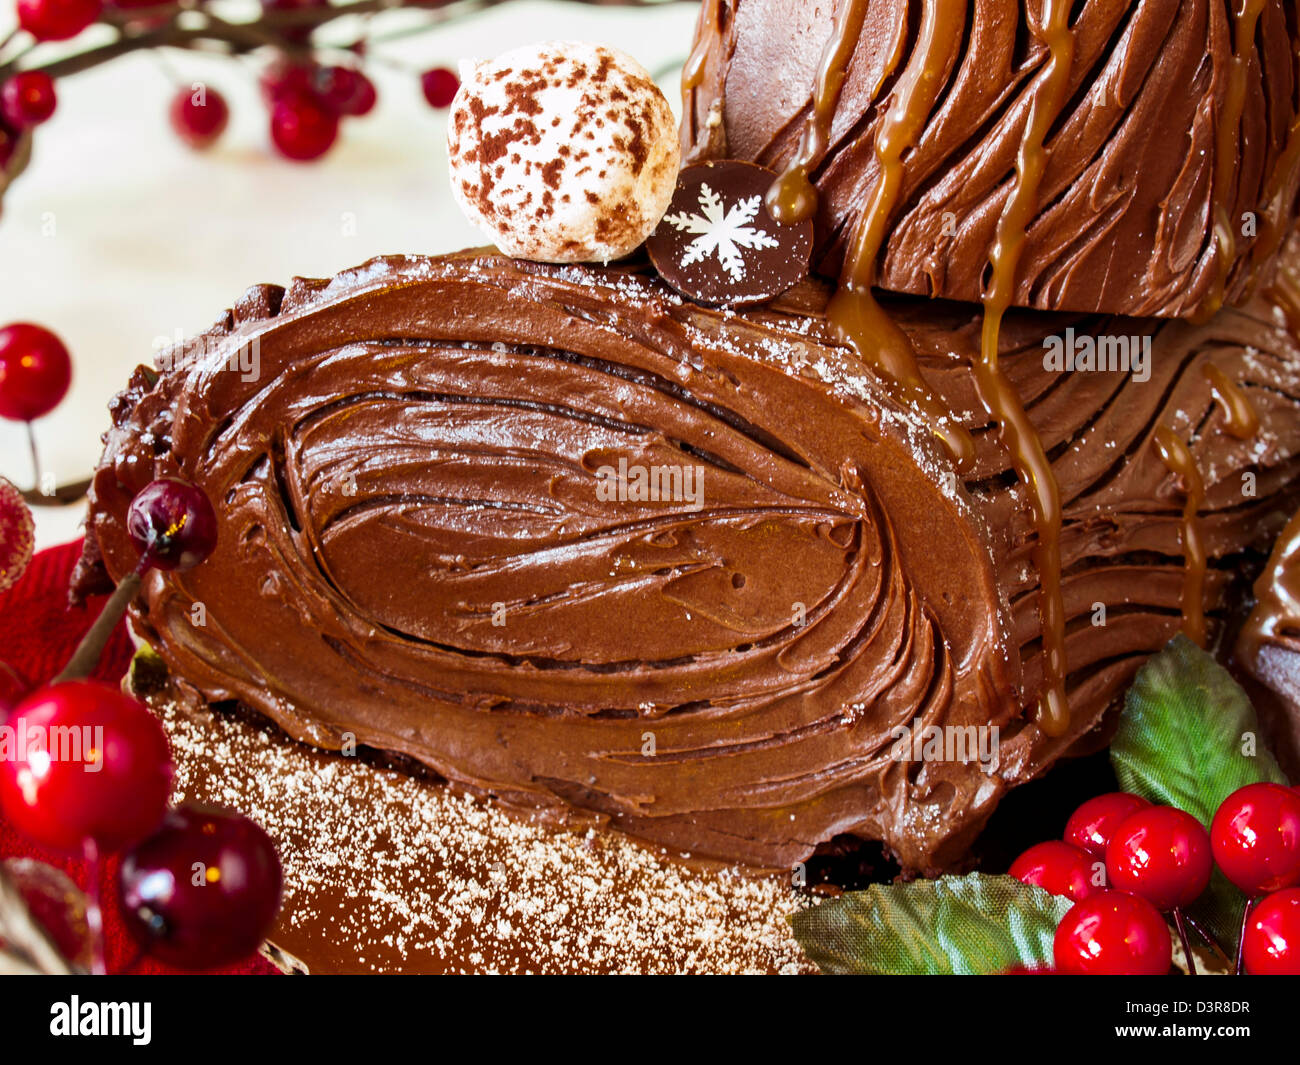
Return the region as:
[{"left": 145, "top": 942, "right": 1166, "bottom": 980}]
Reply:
[
  {"left": 682, "top": 0, "right": 1300, "bottom": 319},
  {"left": 71, "top": 243, "right": 1300, "bottom": 871},
  {"left": 60, "top": 0, "right": 1300, "bottom": 914}
]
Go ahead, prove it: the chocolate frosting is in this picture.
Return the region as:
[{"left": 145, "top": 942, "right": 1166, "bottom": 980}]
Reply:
[
  {"left": 681, "top": 0, "right": 1300, "bottom": 319},
  {"left": 75, "top": 249, "right": 1300, "bottom": 871}
]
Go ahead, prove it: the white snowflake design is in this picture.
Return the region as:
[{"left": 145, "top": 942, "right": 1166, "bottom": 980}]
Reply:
[{"left": 663, "top": 183, "right": 781, "bottom": 282}]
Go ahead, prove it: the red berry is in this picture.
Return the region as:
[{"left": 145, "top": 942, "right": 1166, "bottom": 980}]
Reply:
[
  {"left": 1210, "top": 782, "right": 1300, "bottom": 896},
  {"left": 1053, "top": 890, "right": 1172, "bottom": 975},
  {"left": 0, "top": 681, "right": 172, "bottom": 854},
  {"left": 16, "top": 0, "right": 102, "bottom": 41},
  {"left": 169, "top": 84, "right": 229, "bottom": 150},
  {"left": 1, "top": 72, "right": 57, "bottom": 129},
  {"left": 316, "top": 66, "right": 376, "bottom": 117},
  {"left": 0, "top": 322, "right": 72, "bottom": 421},
  {"left": 420, "top": 66, "right": 460, "bottom": 109},
  {"left": 1064, "top": 791, "right": 1150, "bottom": 861},
  {"left": 1242, "top": 888, "right": 1300, "bottom": 976},
  {"left": 260, "top": 60, "right": 316, "bottom": 106},
  {"left": 1105, "top": 806, "right": 1212, "bottom": 911},
  {"left": 118, "top": 803, "right": 283, "bottom": 969},
  {"left": 1009, "top": 840, "right": 1099, "bottom": 902},
  {"left": 269, "top": 94, "right": 338, "bottom": 161},
  {"left": 126, "top": 477, "right": 217, "bottom": 572}
]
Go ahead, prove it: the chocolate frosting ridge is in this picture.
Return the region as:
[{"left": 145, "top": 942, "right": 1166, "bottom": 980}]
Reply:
[
  {"left": 78, "top": 249, "right": 1300, "bottom": 870},
  {"left": 682, "top": 0, "right": 1300, "bottom": 320}
]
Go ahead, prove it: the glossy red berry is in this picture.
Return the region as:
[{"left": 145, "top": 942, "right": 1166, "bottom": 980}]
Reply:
[
  {"left": 1242, "top": 888, "right": 1300, "bottom": 976},
  {"left": 169, "top": 84, "right": 229, "bottom": 150},
  {"left": 0, "top": 681, "right": 172, "bottom": 854},
  {"left": 314, "top": 66, "right": 375, "bottom": 116},
  {"left": 16, "top": 0, "right": 102, "bottom": 41},
  {"left": 1, "top": 72, "right": 57, "bottom": 129},
  {"left": 1210, "top": 782, "right": 1300, "bottom": 896},
  {"left": 269, "top": 94, "right": 338, "bottom": 161},
  {"left": 1009, "top": 840, "right": 1099, "bottom": 902},
  {"left": 1064, "top": 791, "right": 1150, "bottom": 861},
  {"left": 0, "top": 322, "right": 72, "bottom": 421},
  {"left": 1053, "top": 890, "right": 1172, "bottom": 975},
  {"left": 420, "top": 66, "right": 460, "bottom": 109},
  {"left": 118, "top": 803, "right": 283, "bottom": 969},
  {"left": 126, "top": 477, "right": 217, "bottom": 572},
  {"left": 1105, "top": 806, "right": 1212, "bottom": 911}
]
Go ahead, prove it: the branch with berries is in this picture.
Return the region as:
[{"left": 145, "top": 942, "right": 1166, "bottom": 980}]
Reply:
[{"left": 0, "top": 0, "right": 669, "bottom": 191}]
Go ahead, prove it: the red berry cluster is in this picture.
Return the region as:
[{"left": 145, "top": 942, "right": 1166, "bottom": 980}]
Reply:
[
  {"left": 1008, "top": 786, "right": 1300, "bottom": 974},
  {"left": 1, "top": 0, "right": 464, "bottom": 168},
  {"left": 0, "top": 479, "right": 282, "bottom": 971}
]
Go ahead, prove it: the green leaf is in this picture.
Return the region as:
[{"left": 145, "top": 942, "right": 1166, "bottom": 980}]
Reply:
[
  {"left": 790, "top": 873, "right": 1071, "bottom": 975},
  {"left": 1110, "top": 634, "right": 1287, "bottom": 950}
]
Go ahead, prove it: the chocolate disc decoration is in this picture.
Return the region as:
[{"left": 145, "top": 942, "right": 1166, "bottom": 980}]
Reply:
[{"left": 646, "top": 160, "right": 812, "bottom": 307}]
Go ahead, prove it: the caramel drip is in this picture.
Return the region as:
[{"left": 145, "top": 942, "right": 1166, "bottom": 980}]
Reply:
[
  {"left": 1153, "top": 426, "right": 1208, "bottom": 648},
  {"left": 766, "top": 0, "right": 876, "bottom": 225},
  {"left": 681, "top": 0, "right": 721, "bottom": 94},
  {"left": 971, "top": 0, "right": 1075, "bottom": 738},
  {"left": 1269, "top": 267, "right": 1300, "bottom": 336},
  {"left": 823, "top": 1, "right": 975, "bottom": 468},
  {"left": 1197, "top": 0, "right": 1267, "bottom": 324},
  {"left": 1238, "top": 506, "right": 1300, "bottom": 670},
  {"left": 1202, "top": 363, "right": 1259, "bottom": 440}
]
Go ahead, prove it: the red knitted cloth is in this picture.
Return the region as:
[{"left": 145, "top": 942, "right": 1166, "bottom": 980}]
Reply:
[{"left": 0, "top": 539, "right": 278, "bottom": 975}]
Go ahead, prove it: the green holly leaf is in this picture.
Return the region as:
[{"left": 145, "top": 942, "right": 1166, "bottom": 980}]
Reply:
[
  {"left": 1110, "top": 634, "right": 1287, "bottom": 951},
  {"left": 790, "top": 873, "right": 1070, "bottom": 975}
]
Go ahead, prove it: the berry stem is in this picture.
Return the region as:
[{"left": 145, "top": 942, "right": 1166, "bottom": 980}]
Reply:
[
  {"left": 52, "top": 568, "right": 144, "bottom": 685},
  {"left": 19, "top": 476, "right": 91, "bottom": 506},
  {"left": 1172, "top": 907, "right": 1197, "bottom": 976},
  {"left": 24, "top": 420, "right": 41, "bottom": 492},
  {"left": 1236, "top": 898, "right": 1255, "bottom": 975},
  {"left": 1181, "top": 911, "right": 1232, "bottom": 969},
  {"left": 81, "top": 837, "right": 107, "bottom": 976}
]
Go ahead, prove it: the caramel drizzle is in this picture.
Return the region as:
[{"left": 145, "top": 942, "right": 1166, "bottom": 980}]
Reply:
[
  {"left": 1202, "top": 363, "right": 1259, "bottom": 439},
  {"left": 770, "top": 0, "right": 975, "bottom": 467},
  {"left": 681, "top": 0, "right": 721, "bottom": 94},
  {"left": 1238, "top": 505, "right": 1300, "bottom": 669},
  {"left": 1268, "top": 267, "right": 1300, "bottom": 336},
  {"left": 1153, "top": 426, "right": 1208, "bottom": 648},
  {"left": 971, "top": 0, "right": 1075, "bottom": 738},
  {"left": 1197, "top": 0, "right": 1267, "bottom": 324}
]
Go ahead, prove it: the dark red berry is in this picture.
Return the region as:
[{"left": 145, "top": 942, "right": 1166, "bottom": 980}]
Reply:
[
  {"left": 1210, "top": 782, "right": 1300, "bottom": 896},
  {"left": 1, "top": 72, "right": 57, "bottom": 129},
  {"left": 316, "top": 66, "right": 375, "bottom": 117},
  {"left": 16, "top": 0, "right": 102, "bottom": 41},
  {"left": 0, "top": 681, "right": 172, "bottom": 854},
  {"left": 1105, "top": 806, "right": 1212, "bottom": 911},
  {"left": 126, "top": 477, "right": 217, "bottom": 572},
  {"left": 420, "top": 66, "right": 460, "bottom": 109},
  {"left": 1009, "top": 840, "right": 1098, "bottom": 902},
  {"left": 169, "top": 84, "right": 229, "bottom": 150},
  {"left": 1053, "top": 890, "right": 1172, "bottom": 975},
  {"left": 118, "top": 803, "right": 283, "bottom": 969},
  {"left": 269, "top": 94, "right": 338, "bottom": 161},
  {"left": 260, "top": 60, "right": 316, "bottom": 106},
  {"left": 1242, "top": 888, "right": 1300, "bottom": 976},
  {"left": 0, "top": 322, "right": 72, "bottom": 421},
  {"left": 1064, "top": 791, "right": 1150, "bottom": 861}
]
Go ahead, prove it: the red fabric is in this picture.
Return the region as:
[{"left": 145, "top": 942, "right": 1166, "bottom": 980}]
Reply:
[{"left": 0, "top": 539, "right": 278, "bottom": 975}]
